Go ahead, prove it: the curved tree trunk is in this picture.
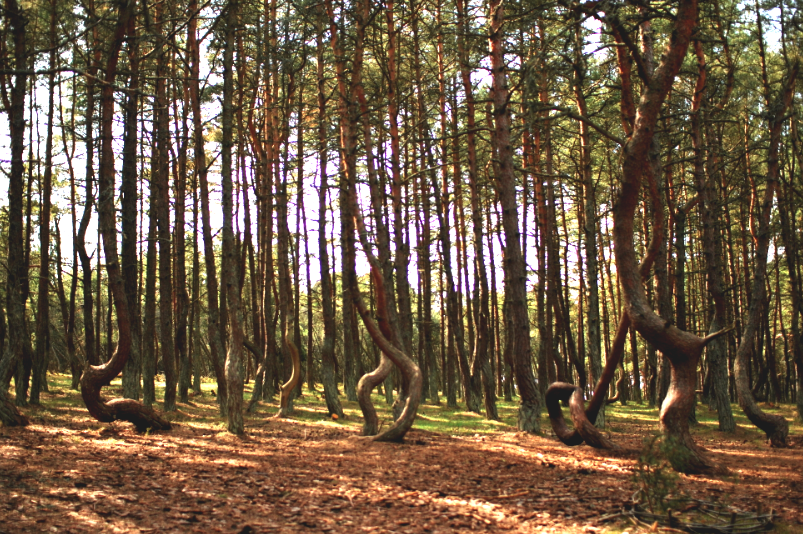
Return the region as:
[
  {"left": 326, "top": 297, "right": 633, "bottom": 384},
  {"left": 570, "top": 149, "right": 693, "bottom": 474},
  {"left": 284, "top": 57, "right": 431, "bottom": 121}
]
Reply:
[
  {"left": 548, "top": 311, "right": 630, "bottom": 448},
  {"left": 607, "top": 0, "right": 725, "bottom": 472},
  {"left": 356, "top": 270, "right": 394, "bottom": 435},
  {"left": 275, "top": 167, "right": 300, "bottom": 418},
  {"left": 81, "top": 0, "right": 170, "bottom": 432},
  {"left": 733, "top": 57, "right": 797, "bottom": 447},
  {"left": 350, "top": 190, "right": 422, "bottom": 442}
]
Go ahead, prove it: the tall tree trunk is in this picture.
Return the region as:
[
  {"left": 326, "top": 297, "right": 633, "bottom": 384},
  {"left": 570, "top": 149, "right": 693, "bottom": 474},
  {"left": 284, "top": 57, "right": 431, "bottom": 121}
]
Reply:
[
  {"left": 175, "top": 56, "right": 191, "bottom": 406},
  {"left": 574, "top": 16, "right": 602, "bottom": 413},
  {"left": 80, "top": 0, "right": 170, "bottom": 431},
  {"left": 733, "top": 32, "right": 797, "bottom": 445},
  {"left": 121, "top": 8, "right": 142, "bottom": 400},
  {"left": 190, "top": 179, "right": 202, "bottom": 395},
  {"left": 411, "top": 0, "right": 438, "bottom": 405},
  {"left": 324, "top": 0, "right": 372, "bottom": 408},
  {"left": 76, "top": 0, "right": 103, "bottom": 370},
  {"left": 153, "top": 0, "right": 176, "bottom": 412},
  {"left": 435, "top": 89, "right": 481, "bottom": 414},
  {"left": 780, "top": 167, "right": 803, "bottom": 420},
  {"left": 31, "top": 0, "right": 58, "bottom": 404},
  {"left": 609, "top": 0, "right": 721, "bottom": 471},
  {"left": 142, "top": 176, "right": 158, "bottom": 406},
  {"left": 189, "top": 0, "right": 227, "bottom": 414},
  {"left": 60, "top": 85, "right": 83, "bottom": 390},
  {"left": 275, "top": 76, "right": 300, "bottom": 418},
  {"left": 221, "top": 0, "right": 244, "bottom": 434},
  {"left": 490, "top": 0, "right": 541, "bottom": 432},
  {"left": 0, "top": 0, "right": 30, "bottom": 426},
  {"left": 690, "top": 40, "right": 734, "bottom": 432},
  {"left": 315, "top": 4, "right": 343, "bottom": 419}
]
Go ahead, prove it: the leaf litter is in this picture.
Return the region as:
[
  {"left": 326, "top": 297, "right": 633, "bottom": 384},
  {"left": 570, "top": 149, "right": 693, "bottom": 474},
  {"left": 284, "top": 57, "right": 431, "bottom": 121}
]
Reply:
[{"left": 1, "top": 390, "right": 801, "bottom": 533}]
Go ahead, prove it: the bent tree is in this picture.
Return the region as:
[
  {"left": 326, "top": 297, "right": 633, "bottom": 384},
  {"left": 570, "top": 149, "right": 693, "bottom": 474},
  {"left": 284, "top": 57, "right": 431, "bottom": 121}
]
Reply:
[
  {"left": 733, "top": 38, "right": 798, "bottom": 446},
  {"left": 608, "top": 0, "right": 732, "bottom": 471},
  {"left": 349, "top": 181, "right": 423, "bottom": 442},
  {"left": 80, "top": 0, "right": 170, "bottom": 432}
]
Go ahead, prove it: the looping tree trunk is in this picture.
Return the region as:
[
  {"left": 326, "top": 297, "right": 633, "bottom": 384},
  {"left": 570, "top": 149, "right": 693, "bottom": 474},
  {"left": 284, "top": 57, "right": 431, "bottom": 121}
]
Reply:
[
  {"left": 349, "top": 186, "right": 422, "bottom": 442},
  {"left": 547, "top": 312, "right": 631, "bottom": 449},
  {"left": 545, "top": 384, "right": 586, "bottom": 447},
  {"left": 546, "top": 383, "right": 617, "bottom": 449},
  {"left": 357, "top": 353, "right": 394, "bottom": 436},
  {"left": 356, "top": 269, "right": 395, "bottom": 436},
  {"left": 353, "top": 282, "right": 422, "bottom": 443},
  {"left": 605, "top": 373, "right": 624, "bottom": 405},
  {"left": 81, "top": 369, "right": 171, "bottom": 432}
]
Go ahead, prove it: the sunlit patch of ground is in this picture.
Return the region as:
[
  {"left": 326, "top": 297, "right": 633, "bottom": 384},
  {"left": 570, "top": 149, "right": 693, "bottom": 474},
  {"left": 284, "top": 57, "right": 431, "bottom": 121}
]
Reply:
[{"left": 0, "top": 375, "right": 801, "bottom": 533}]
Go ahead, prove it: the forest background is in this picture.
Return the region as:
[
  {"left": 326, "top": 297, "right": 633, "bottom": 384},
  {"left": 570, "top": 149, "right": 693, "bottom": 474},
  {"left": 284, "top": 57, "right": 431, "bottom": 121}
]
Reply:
[{"left": 0, "top": 0, "right": 802, "bottom": 475}]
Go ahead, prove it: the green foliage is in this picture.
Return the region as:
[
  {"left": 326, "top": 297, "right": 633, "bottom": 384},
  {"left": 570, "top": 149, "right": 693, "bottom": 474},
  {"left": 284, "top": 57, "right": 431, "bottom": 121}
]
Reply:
[{"left": 632, "top": 435, "right": 690, "bottom": 513}]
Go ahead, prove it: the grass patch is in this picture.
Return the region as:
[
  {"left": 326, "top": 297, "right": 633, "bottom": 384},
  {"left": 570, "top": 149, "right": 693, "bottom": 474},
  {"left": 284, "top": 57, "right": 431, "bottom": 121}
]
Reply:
[{"left": 29, "top": 373, "right": 802, "bottom": 442}]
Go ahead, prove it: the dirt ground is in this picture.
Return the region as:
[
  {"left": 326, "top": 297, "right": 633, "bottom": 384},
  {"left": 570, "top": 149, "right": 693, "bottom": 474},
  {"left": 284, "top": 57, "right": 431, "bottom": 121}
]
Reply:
[{"left": 1, "top": 390, "right": 802, "bottom": 533}]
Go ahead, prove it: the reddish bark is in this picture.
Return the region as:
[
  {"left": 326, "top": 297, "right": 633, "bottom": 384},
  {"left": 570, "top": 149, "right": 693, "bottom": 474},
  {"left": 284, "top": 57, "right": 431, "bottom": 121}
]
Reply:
[
  {"left": 610, "top": 0, "right": 721, "bottom": 471},
  {"left": 80, "top": 0, "right": 170, "bottom": 432}
]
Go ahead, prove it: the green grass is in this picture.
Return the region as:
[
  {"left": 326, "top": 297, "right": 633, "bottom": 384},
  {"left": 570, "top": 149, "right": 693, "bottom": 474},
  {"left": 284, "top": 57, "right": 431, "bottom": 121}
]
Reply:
[{"left": 28, "top": 373, "right": 802, "bottom": 441}]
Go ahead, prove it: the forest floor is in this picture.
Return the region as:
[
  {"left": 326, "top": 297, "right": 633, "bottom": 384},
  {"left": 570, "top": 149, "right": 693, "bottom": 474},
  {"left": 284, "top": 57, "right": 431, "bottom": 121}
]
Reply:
[{"left": 1, "top": 376, "right": 802, "bottom": 534}]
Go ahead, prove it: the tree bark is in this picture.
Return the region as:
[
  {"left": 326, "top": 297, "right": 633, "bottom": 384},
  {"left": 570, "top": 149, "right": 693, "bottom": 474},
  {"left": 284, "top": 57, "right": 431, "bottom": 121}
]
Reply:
[
  {"left": 608, "top": 0, "right": 717, "bottom": 471},
  {"left": 490, "top": 0, "right": 542, "bottom": 432},
  {"left": 121, "top": 8, "right": 141, "bottom": 400},
  {"left": 221, "top": 0, "right": 244, "bottom": 434},
  {"left": 733, "top": 51, "right": 797, "bottom": 446},
  {"left": 31, "top": 0, "right": 58, "bottom": 404},
  {"left": 573, "top": 16, "right": 602, "bottom": 409},
  {"left": 315, "top": 4, "right": 343, "bottom": 419},
  {"left": 80, "top": 0, "right": 171, "bottom": 432},
  {"left": 190, "top": 0, "right": 227, "bottom": 415},
  {"left": 690, "top": 40, "right": 734, "bottom": 432},
  {"left": 0, "top": 0, "right": 31, "bottom": 426},
  {"left": 152, "top": 0, "right": 176, "bottom": 412},
  {"left": 350, "top": 185, "right": 422, "bottom": 442}
]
